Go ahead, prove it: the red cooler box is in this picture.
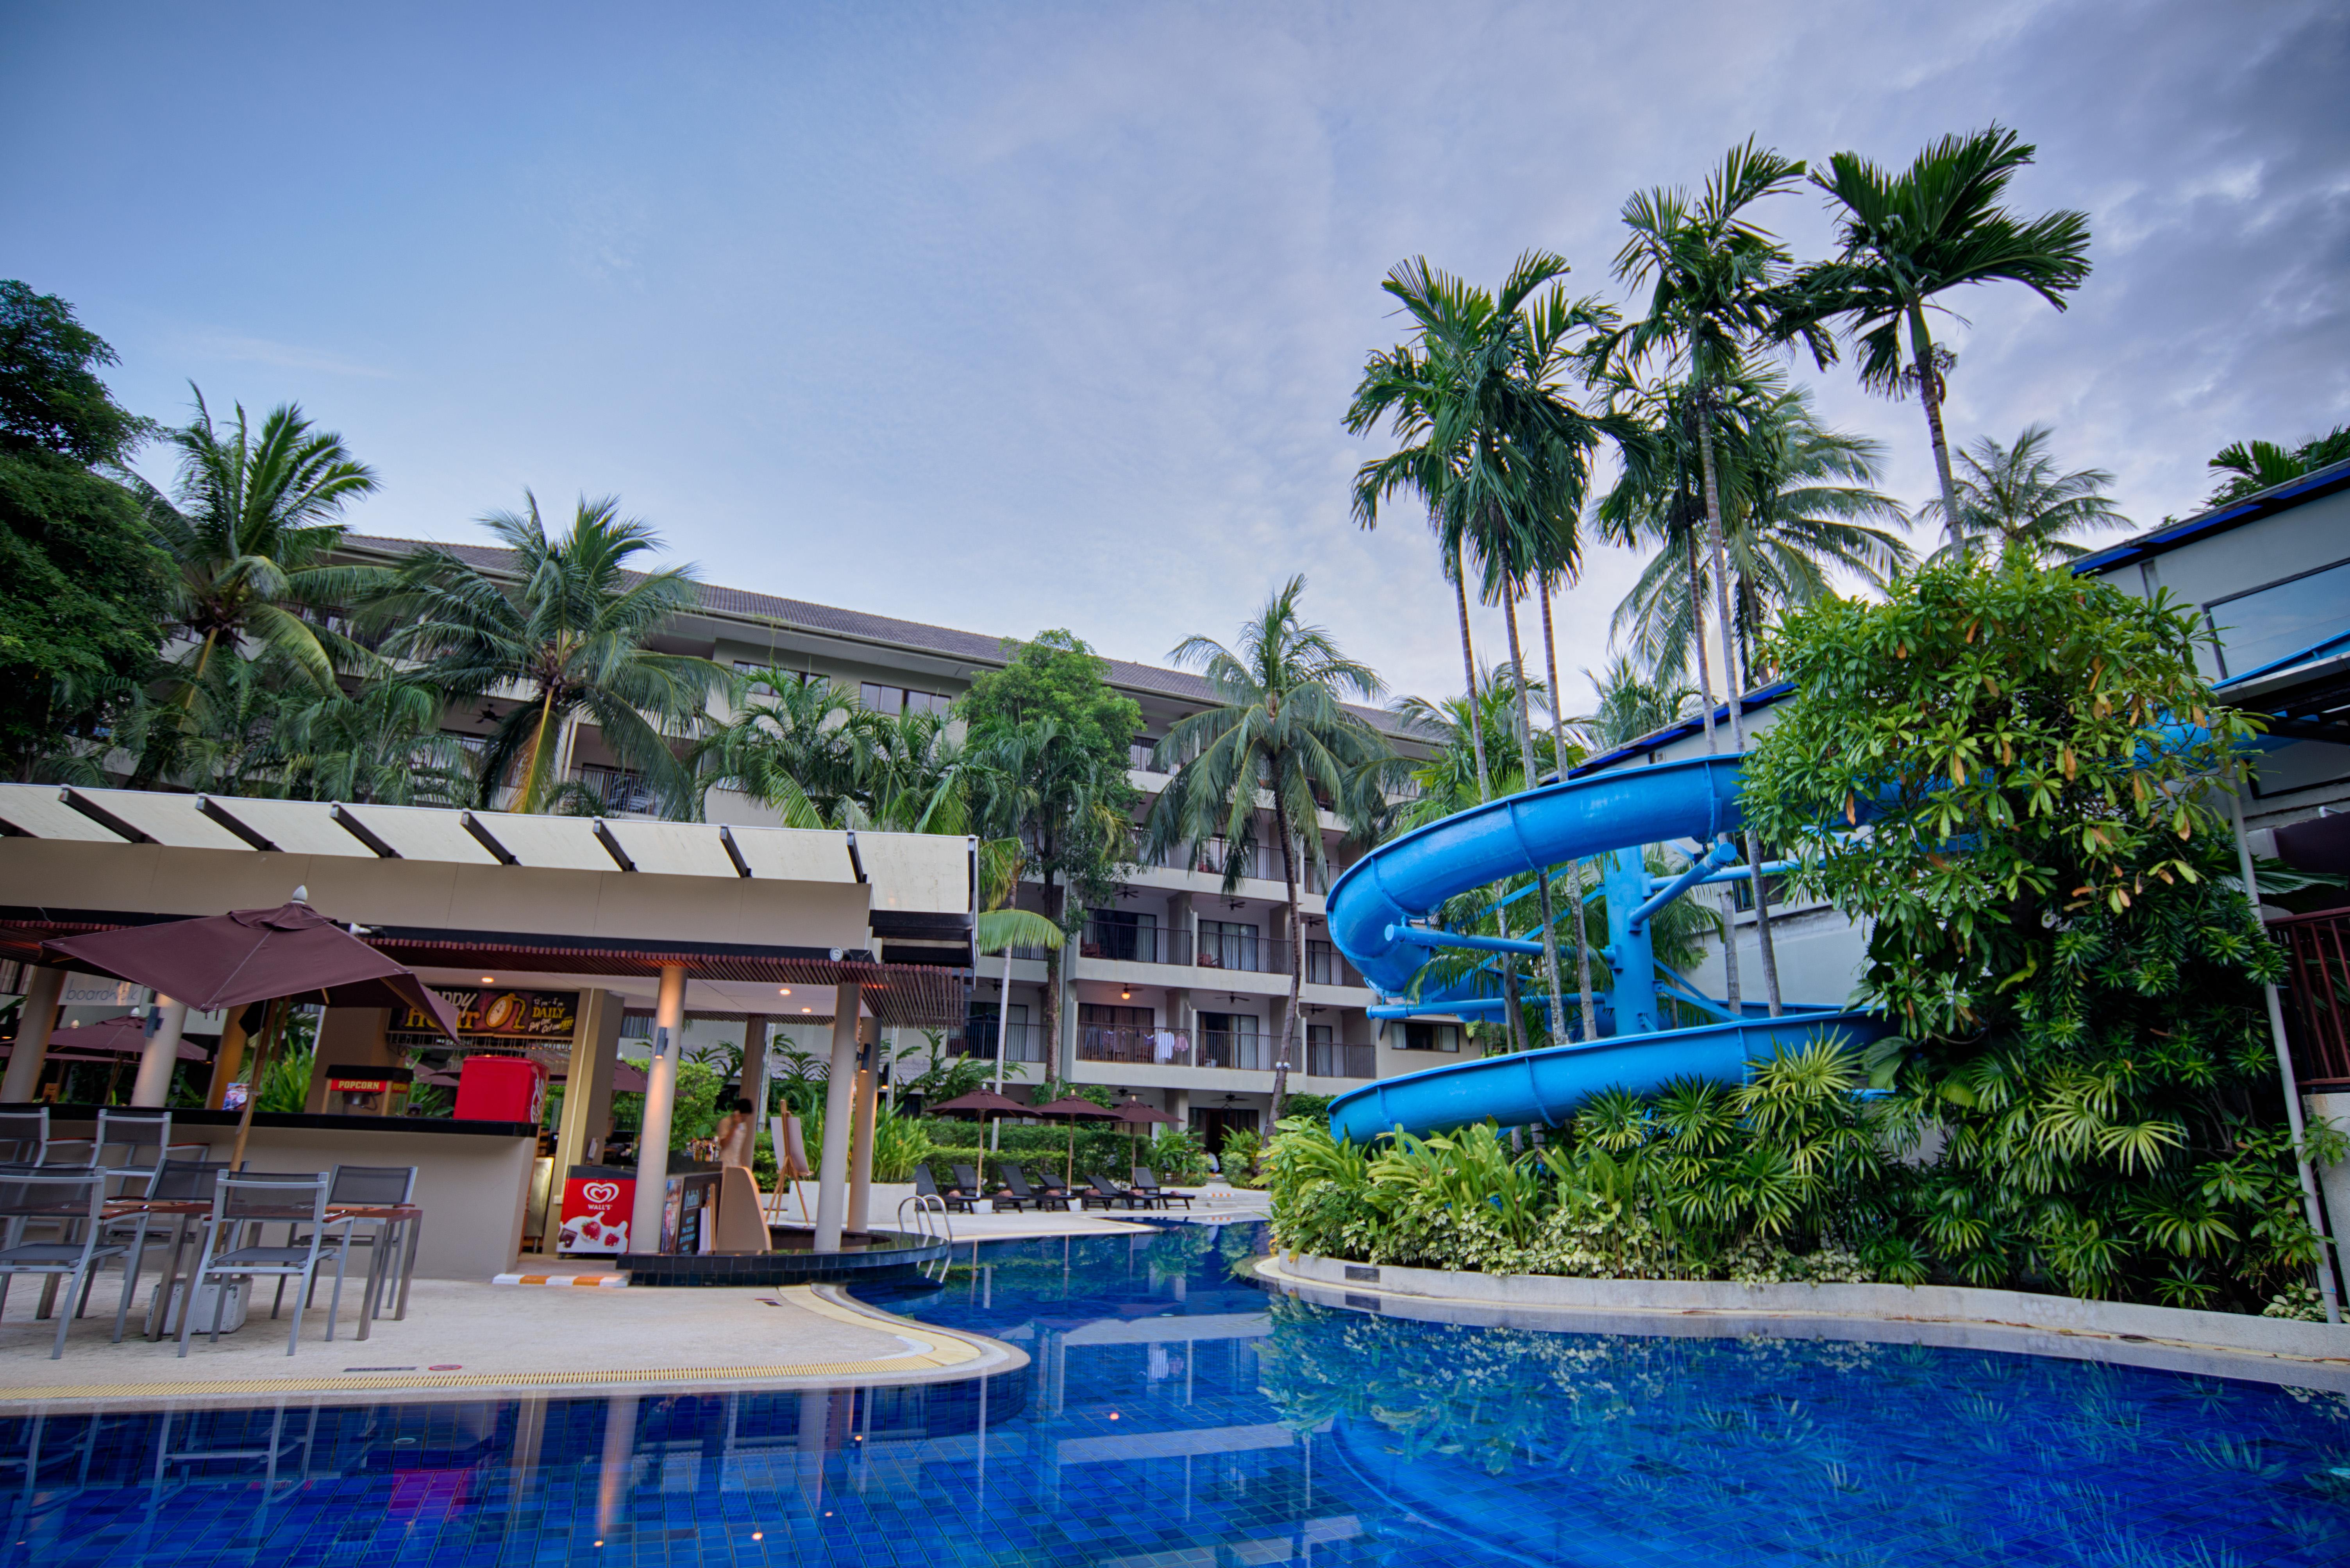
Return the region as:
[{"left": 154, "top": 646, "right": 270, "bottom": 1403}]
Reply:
[{"left": 454, "top": 1055, "right": 549, "bottom": 1124}]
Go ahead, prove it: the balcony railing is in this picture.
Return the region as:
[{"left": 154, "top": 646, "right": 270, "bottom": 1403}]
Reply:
[
  {"left": 2280, "top": 908, "right": 2350, "bottom": 1089},
  {"left": 566, "top": 765, "right": 659, "bottom": 817},
  {"left": 1077, "top": 1026, "right": 1192, "bottom": 1066},
  {"left": 1194, "top": 935, "right": 1290, "bottom": 976},
  {"left": 1308, "top": 1040, "right": 1377, "bottom": 1080},
  {"left": 1197, "top": 1031, "right": 1268, "bottom": 1071},
  {"left": 1079, "top": 922, "right": 1189, "bottom": 965},
  {"left": 1144, "top": 842, "right": 1333, "bottom": 893},
  {"left": 956, "top": 1021, "right": 1049, "bottom": 1064}
]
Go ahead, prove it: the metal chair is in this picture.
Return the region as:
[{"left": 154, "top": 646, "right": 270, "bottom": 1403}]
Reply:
[
  {"left": 297, "top": 1164, "right": 416, "bottom": 1338},
  {"left": 0, "top": 1110, "right": 45, "bottom": 1166},
  {"left": 107, "top": 1159, "right": 230, "bottom": 1342},
  {"left": 92, "top": 1107, "right": 195, "bottom": 1195},
  {"left": 0, "top": 1168, "right": 132, "bottom": 1357},
  {"left": 177, "top": 1171, "right": 340, "bottom": 1358}
]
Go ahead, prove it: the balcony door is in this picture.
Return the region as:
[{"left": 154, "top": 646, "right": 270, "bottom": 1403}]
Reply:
[
  {"left": 1197, "top": 920, "right": 1258, "bottom": 973},
  {"left": 1197, "top": 1011, "right": 1261, "bottom": 1069}
]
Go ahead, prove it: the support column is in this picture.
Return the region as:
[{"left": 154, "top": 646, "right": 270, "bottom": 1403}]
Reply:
[
  {"left": 812, "top": 984, "right": 862, "bottom": 1252},
  {"left": 741, "top": 1016, "right": 770, "bottom": 1120},
  {"left": 206, "top": 1006, "right": 252, "bottom": 1110},
  {"left": 847, "top": 1021, "right": 879, "bottom": 1235},
  {"left": 1601, "top": 847, "right": 1659, "bottom": 1036},
  {"left": 556, "top": 989, "right": 624, "bottom": 1180},
  {"left": 628, "top": 965, "right": 688, "bottom": 1256},
  {"left": 130, "top": 996, "right": 189, "bottom": 1109},
  {"left": 0, "top": 967, "right": 64, "bottom": 1104}
]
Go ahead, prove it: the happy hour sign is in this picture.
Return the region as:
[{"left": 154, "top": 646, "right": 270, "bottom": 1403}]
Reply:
[{"left": 403, "top": 988, "right": 580, "bottom": 1039}]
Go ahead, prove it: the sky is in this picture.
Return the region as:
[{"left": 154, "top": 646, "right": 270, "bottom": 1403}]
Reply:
[{"left": 6, "top": 1, "right": 2345, "bottom": 714}]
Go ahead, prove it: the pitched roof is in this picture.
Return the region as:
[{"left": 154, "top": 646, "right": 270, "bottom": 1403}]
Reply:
[{"left": 340, "top": 534, "right": 1416, "bottom": 737}]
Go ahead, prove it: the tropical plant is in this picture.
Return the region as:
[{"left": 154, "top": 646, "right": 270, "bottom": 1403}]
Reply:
[
  {"left": 1790, "top": 125, "right": 2094, "bottom": 553},
  {"left": 973, "top": 830, "right": 1063, "bottom": 1100},
  {"left": 1741, "top": 559, "right": 2330, "bottom": 1309},
  {"left": 1147, "top": 577, "right": 1392, "bottom": 1122},
  {"left": 959, "top": 631, "right": 1142, "bottom": 1058},
  {"left": 277, "top": 675, "right": 477, "bottom": 805},
  {"left": 696, "top": 669, "right": 865, "bottom": 826},
  {"left": 2204, "top": 424, "right": 2350, "bottom": 507},
  {"left": 1348, "top": 253, "right": 1630, "bottom": 1044},
  {"left": 1606, "top": 139, "right": 1824, "bottom": 1016},
  {"left": 373, "top": 493, "right": 723, "bottom": 816},
  {"left": 1578, "top": 654, "right": 1693, "bottom": 753},
  {"left": 1921, "top": 424, "right": 2128, "bottom": 564},
  {"left": 132, "top": 392, "right": 382, "bottom": 696},
  {"left": 0, "top": 283, "right": 170, "bottom": 778},
  {"left": 1389, "top": 665, "right": 1566, "bottom": 828},
  {"left": 1607, "top": 380, "right": 1910, "bottom": 685}
]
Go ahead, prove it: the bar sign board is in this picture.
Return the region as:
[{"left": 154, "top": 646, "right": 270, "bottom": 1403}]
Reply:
[
  {"left": 404, "top": 989, "right": 580, "bottom": 1040},
  {"left": 327, "top": 1065, "right": 415, "bottom": 1095}
]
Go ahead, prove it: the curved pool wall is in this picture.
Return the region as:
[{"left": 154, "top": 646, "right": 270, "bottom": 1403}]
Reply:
[
  {"left": 11, "top": 1225, "right": 2348, "bottom": 1568},
  {"left": 1324, "top": 751, "right": 1892, "bottom": 1140}
]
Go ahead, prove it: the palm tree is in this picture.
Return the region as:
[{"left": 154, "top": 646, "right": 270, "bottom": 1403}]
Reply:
[
  {"left": 1611, "top": 383, "right": 1911, "bottom": 682},
  {"left": 279, "top": 676, "right": 475, "bottom": 806},
  {"left": 1607, "top": 139, "right": 1824, "bottom": 1017},
  {"left": 1580, "top": 654, "right": 1694, "bottom": 751},
  {"left": 1922, "top": 425, "right": 2127, "bottom": 564},
  {"left": 696, "top": 670, "right": 865, "bottom": 828},
  {"left": 1146, "top": 577, "right": 1392, "bottom": 1123},
  {"left": 134, "top": 392, "right": 382, "bottom": 695},
  {"left": 1793, "top": 126, "right": 2094, "bottom": 552},
  {"left": 1348, "top": 253, "right": 1626, "bottom": 1046},
  {"left": 1390, "top": 666, "right": 1553, "bottom": 828},
  {"left": 2205, "top": 426, "right": 2350, "bottom": 507},
  {"left": 972, "top": 833, "right": 1064, "bottom": 1118},
  {"left": 373, "top": 493, "right": 722, "bottom": 816}
]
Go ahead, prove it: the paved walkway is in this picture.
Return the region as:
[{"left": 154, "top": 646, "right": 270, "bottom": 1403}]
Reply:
[{"left": 0, "top": 1280, "right": 1023, "bottom": 1410}]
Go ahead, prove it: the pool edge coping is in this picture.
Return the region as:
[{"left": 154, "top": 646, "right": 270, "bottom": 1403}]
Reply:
[
  {"left": 1255, "top": 1253, "right": 2350, "bottom": 1392},
  {"left": 0, "top": 1284, "right": 1030, "bottom": 1414}
]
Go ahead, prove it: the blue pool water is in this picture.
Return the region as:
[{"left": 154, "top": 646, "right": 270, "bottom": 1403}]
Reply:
[{"left": 6, "top": 1222, "right": 2348, "bottom": 1566}]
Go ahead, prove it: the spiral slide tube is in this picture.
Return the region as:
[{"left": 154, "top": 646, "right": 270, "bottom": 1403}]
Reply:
[{"left": 1323, "top": 753, "right": 1889, "bottom": 1144}]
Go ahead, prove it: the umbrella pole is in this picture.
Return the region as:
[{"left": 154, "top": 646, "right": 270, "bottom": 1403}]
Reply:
[{"left": 227, "top": 999, "right": 287, "bottom": 1171}]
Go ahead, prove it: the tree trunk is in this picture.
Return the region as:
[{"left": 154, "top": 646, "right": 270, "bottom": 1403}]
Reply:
[
  {"left": 1450, "top": 543, "right": 1493, "bottom": 804},
  {"left": 1452, "top": 541, "right": 1524, "bottom": 1051},
  {"left": 1270, "top": 796, "right": 1301, "bottom": 1127},
  {"left": 1910, "top": 302, "right": 1965, "bottom": 556},
  {"left": 1687, "top": 531, "right": 1719, "bottom": 756},
  {"left": 518, "top": 688, "right": 559, "bottom": 814},
  {"left": 1539, "top": 579, "right": 1600, "bottom": 1044},
  {"left": 1502, "top": 591, "right": 1567, "bottom": 1047},
  {"left": 1696, "top": 410, "right": 1781, "bottom": 1017}
]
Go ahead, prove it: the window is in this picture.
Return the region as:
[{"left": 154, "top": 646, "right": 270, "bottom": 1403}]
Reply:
[
  {"left": 1079, "top": 1003, "right": 1152, "bottom": 1028},
  {"left": 1131, "top": 737, "right": 1159, "bottom": 770},
  {"left": 1197, "top": 1011, "right": 1262, "bottom": 1069},
  {"left": 860, "top": 682, "right": 952, "bottom": 717},
  {"left": 1197, "top": 919, "right": 1259, "bottom": 971},
  {"left": 2205, "top": 558, "right": 2350, "bottom": 678},
  {"left": 1400, "top": 1021, "right": 1461, "bottom": 1053}
]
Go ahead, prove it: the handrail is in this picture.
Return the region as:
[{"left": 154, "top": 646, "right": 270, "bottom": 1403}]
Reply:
[{"left": 896, "top": 1193, "right": 955, "bottom": 1248}]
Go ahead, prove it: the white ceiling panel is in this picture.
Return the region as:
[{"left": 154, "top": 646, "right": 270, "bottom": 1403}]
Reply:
[
  {"left": 334, "top": 803, "right": 500, "bottom": 865},
  {"left": 0, "top": 785, "right": 128, "bottom": 843},
  {"left": 600, "top": 820, "right": 737, "bottom": 879},
  {"left": 199, "top": 797, "right": 378, "bottom": 858},
  {"left": 725, "top": 826, "right": 857, "bottom": 883},
  {"left": 462, "top": 812, "right": 617, "bottom": 872},
  {"left": 66, "top": 789, "right": 249, "bottom": 851},
  {"left": 855, "top": 831, "right": 971, "bottom": 914}
]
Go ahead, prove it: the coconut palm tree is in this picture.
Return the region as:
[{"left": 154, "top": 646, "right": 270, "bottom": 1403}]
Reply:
[
  {"left": 133, "top": 392, "right": 382, "bottom": 695},
  {"left": 1606, "top": 141, "right": 1825, "bottom": 1016},
  {"left": 1792, "top": 126, "right": 2094, "bottom": 552},
  {"left": 1921, "top": 425, "right": 2127, "bottom": 564},
  {"left": 279, "top": 676, "right": 476, "bottom": 806},
  {"left": 1611, "top": 383, "right": 1911, "bottom": 683},
  {"left": 373, "top": 493, "right": 722, "bottom": 816},
  {"left": 1146, "top": 577, "right": 1392, "bottom": 1123},
  {"left": 1348, "top": 252, "right": 1628, "bottom": 1046},
  {"left": 2205, "top": 425, "right": 2350, "bottom": 507}
]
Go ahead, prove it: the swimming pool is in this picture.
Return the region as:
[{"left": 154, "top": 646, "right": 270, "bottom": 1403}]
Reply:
[{"left": 6, "top": 1223, "right": 2347, "bottom": 1566}]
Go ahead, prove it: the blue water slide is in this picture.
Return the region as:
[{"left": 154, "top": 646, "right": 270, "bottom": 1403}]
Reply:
[{"left": 1324, "top": 753, "right": 1889, "bottom": 1144}]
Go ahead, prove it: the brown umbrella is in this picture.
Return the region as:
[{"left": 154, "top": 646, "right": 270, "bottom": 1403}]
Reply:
[
  {"left": 1108, "top": 1094, "right": 1178, "bottom": 1173},
  {"left": 25, "top": 1015, "right": 209, "bottom": 1061},
  {"left": 929, "top": 1089, "right": 1030, "bottom": 1181},
  {"left": 1031, "top": 1095, "right": 1117, "bottom": 1186},
  {"left": 44, "top": 892, "right": 464, "bottom": 1166}
]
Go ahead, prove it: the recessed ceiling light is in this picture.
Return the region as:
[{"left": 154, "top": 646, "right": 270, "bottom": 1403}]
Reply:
[
  {"left": 801, "top": 1007, "right": 813, "bottom": 1013},
  {"left": 779, "top": 987, "right": 791, "bottom": 995},
  {"left": 481, "top": 976, "right": 495, "bottom": 983}
]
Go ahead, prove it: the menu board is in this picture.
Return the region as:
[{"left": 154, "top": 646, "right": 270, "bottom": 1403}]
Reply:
[{"left": 403, "top": 988, "right": 580, "bottom": 1040}]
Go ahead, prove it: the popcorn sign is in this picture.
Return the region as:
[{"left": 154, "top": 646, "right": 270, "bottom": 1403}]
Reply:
[{"left": 559, "top": 1176, "right": 633, "bottom": 1255}]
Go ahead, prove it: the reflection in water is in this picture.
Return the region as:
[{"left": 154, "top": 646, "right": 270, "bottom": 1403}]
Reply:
[{"left": 1, "top": 1222, "right": 2345, "bottom": 1567}]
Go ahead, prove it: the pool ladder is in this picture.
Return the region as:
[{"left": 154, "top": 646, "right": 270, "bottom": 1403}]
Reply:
[{"left": 895, "top": 1193, "right": 956, "bottom": 1249}]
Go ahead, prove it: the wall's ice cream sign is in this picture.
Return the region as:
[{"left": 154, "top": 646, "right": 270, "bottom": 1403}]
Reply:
[{"left": 404, "top": 989, "right": 580, "bottom": 1040}]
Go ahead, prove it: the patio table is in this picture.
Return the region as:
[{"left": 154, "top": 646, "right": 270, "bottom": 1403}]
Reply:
[{"left": 105, "top": 1199, "right": 422, "bottom": 1343}]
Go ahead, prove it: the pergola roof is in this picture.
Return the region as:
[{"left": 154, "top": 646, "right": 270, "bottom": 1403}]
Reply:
[{"left": 0, "top": 786, "right": 974, "bottom": 1026}]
